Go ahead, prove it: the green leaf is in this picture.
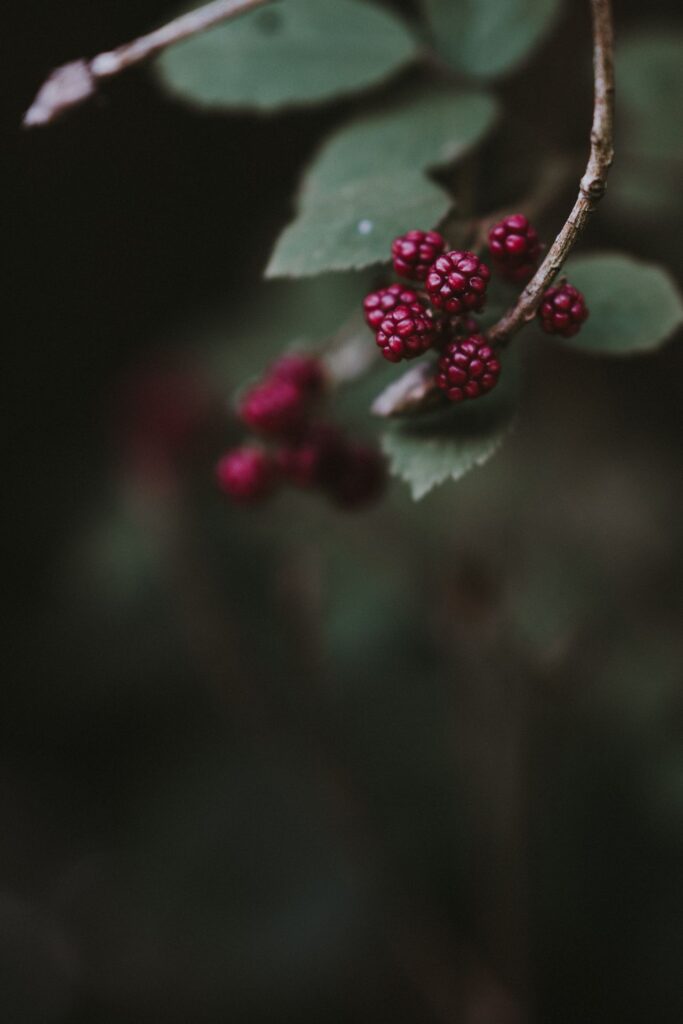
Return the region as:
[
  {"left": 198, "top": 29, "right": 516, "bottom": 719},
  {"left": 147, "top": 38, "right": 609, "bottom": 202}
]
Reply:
[
  {"left": 267, "top": 87, "right": 498, "bottom": 277},
  {"left": 618, "top": 32, "right": 683, "bottom": 162},
  {"left": 557, "top": 253, "right": 683, "bottom": 356},
  {"left": 423, "top": 0, "right": 562, "bottom": 80},
  {"left": 382, "top": 363, "right": 518, "bottom": 500},
  {"left": 156, "top": 0, "right": 419, "bottom": 112}
]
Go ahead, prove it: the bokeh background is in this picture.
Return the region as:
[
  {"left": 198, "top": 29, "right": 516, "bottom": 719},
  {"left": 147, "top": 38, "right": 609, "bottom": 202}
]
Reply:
[{"left": 4, "top": 1, "right": 682, "bottom": 1021}]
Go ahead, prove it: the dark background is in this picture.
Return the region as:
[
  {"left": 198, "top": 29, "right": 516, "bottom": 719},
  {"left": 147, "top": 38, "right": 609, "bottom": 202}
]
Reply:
[{"left": 3, "top": 2, "right": 682, "bottom": 1022}]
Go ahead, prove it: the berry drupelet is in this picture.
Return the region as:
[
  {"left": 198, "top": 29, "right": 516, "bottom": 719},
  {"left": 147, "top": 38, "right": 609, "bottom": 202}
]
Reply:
[
  {"left": 215, "top": 446, "right": 278, "bottom": 503},
  {"left": 538, "top": 282, "right": 589, "bottom": 337},
  {"left": 363, "top": 284, "right": 423, "bottom": 330},
  {"left": 436, "top": 334, "right": 501, "bottom": 403},
  {"left": 426, "top": 250, "right": 491, "bottom": 314},
  {"left": 488, "top": 214, "right": 542, "bottom": 283},
  {"left": 375, "top": 304, "right": 435, "bottom": 363},
  {"left": 392, "top": 230, "right": 446, "bottom": 282}
]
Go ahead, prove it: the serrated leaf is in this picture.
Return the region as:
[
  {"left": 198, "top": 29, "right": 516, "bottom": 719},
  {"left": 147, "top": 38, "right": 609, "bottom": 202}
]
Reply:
[
  {"left": 556, "top": 253, "right": 683, "bottom": 356},
  {"left": 618, "top": 32, "right": 683, "bottom": 162},
  {"left": 423, "top": 0, "right": 562, "bottom": 80},
  {"left": 267, "top": 88, "right": 498, "bottom": 277},
  {"left": 382, "top": 364, "right": 518, "bottom": 500},
  {"left": 156, "top": 0, "right": 419, "bottom": 112}
]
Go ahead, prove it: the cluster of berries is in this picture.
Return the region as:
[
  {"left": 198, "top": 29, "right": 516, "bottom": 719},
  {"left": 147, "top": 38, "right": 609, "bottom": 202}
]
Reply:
[
  {"left": 215, "top": 353, "right": 386, "bottom": 508},
  {"left": 362, "top": 216, "right": 589, "bottom": 403}
]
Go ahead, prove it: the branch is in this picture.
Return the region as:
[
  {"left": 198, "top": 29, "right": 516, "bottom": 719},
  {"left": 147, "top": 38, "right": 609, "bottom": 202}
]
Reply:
[
  {"left": 23, "top": 0, "right": 273, "bottom": 128},
  {"left": 487, "top": 0, "right": 614, "bottom": 345},
  {"left": 373, "top": 0, "right": 614, "bottom": 418}
]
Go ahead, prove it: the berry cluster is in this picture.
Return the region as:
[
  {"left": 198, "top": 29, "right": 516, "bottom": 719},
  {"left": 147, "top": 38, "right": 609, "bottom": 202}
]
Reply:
[
  {"left": 363, "top": 229, "right": 497, "bottom": 402},
  {"left": 362, "top": 218, "right": 590, "bottom": 404},
  {"left": 216, "top": 353, "right": 386, "bottom": 508}
]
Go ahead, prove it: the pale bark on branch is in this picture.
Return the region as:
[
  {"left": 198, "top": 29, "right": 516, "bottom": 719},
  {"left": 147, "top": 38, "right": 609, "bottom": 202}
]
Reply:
[{"left": 23, "top": 0, "right": 273, "bottom": 127}]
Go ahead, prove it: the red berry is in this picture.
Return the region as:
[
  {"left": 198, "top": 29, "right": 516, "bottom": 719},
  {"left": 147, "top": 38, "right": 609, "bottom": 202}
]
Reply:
[
  {"left": 327, "top": 443, "right": 387, "bottom": 509},
  {"left": 215, "top": 446, "right": 278, "bottom": 503},
  {"left": 363, "top": 284, "right": 422, "bottom": 330},
  {"left": 375, "top": 304, "right": 435, "bottom": 363},
  {"left": 488, "top": 214, "right": 542, "bottom": 283},
  {"left": 270, "top": 353, "right": 325, "bottom": 396},
  {"left": 239, "top": 377, "right": 308, "bottom": 436},
  {"left": 391, "top": 230, "right": 446, "bottom": 282},
  {"left": 426, "top": 250, "right": 491, "bottom": 314},
  {"left": 436, "top": 334, "right": 501, "bottom": 403},
  {"left": 538, "top": 282, "right": 589, "bottom": 337},
  {"left": 276, "top": 425, "right": 345, "bottom": 489}
]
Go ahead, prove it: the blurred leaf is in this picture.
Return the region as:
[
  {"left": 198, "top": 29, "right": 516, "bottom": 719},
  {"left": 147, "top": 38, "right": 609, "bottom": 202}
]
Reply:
[
  {"left": 423, "top": 0, "right": 562, "bottom": 80},
  {"left": 382, "top": 359, "right": 518, "bottom": 500},
  {"left": 618, "top": 32, "right": 683, "bottom": 161},
  {"left": 267, "top": 87, "right": 498, "bottom": 276},
  {"left": 610, "top": 32, "right": 683, "bottom": 223},
  {"left": 609, "top": 158, "right": 681, "bottom": 222},
  {"left": 556, "top": 253, "right": 683, "bottom": 355},
  {"left": 156, "top": 0, "right": 418, "bottom": 112}
]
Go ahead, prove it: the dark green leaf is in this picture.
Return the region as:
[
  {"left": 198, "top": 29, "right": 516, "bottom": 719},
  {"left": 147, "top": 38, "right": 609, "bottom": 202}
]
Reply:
[
  {"left": 558, "top": 253, "right": 683, "bottom": 355},
  {"left": 423, "top": 0, "right": 562, "bottom": 80},
  {"left": 156, "top": 0, "right": 419, "bottom": 111},
  {"left": 267, "top": 88, "right": 498, "bottom": 277}
]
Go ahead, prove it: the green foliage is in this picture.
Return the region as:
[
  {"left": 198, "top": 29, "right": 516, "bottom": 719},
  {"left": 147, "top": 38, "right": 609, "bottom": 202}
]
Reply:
[
  {"left": 156, "top": 0, "right": 418, "bottom": 112},
  {"left": 610, "top": 32, "right": 683, "bottom": 221},
  {"left": 557, "top": 253, "right": 683, "bottom": 355},
  {"left": 618, "top": 32, "right": 683, "bottom": 162},
  {"left": 423, "top": 0, "right": 562, "bottom": 79},
  {"left": 266, "top": 87, "right": 498, "bottom": 277},
  {"left": 382, "top": 363, "right": 518, "bottom": 500}
]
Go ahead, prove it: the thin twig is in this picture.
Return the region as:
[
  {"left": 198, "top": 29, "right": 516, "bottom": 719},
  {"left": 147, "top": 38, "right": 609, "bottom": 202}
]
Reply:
[
  {"left": 23, "top": 0, "right": 273, "bottom": 127},
  {"left": 487, "top": 0, "right": 614, "bottom": 345},
  {"left": 373, "top": 0, "right": 614, "bottom": 418}
]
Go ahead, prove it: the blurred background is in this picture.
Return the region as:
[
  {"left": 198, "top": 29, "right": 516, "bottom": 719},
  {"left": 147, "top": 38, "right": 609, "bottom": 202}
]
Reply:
[{"left": 4, "top": 1, "right": 682, "bottom": 1021}]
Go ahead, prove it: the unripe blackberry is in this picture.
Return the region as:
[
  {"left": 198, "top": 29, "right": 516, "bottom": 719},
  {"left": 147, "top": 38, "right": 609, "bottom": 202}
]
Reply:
[
  {"left": 436, "top": 334, "right": 501, "bottom": 403},
  {"left": 327, "top": 443, "right": 387, "bottom": 510},
  {"left": 392, "top": 230, "right": 446, "bottom": 282},
  {"left": 375, "top": 304, "right": 435, "bottom": 363},
  {"left": 538, "top": 282, "right": 589, "bottom": 337},
  {"left": 215, "top": 446, "right": 278, "bottom": 503},
  {"left": 276, "top": 425, "right": 345, "bottom": 489},
  {"left": 488, "top": 214, "right": 542, "bottom": 283},
  {"left": 270, "top": 353, "right": 325, "bottom": 396},
  {"left": 363, "top": 284, "right": 422, "bottom": 330},
  {"left": 239, "top": 377, "right": 307, "bottom": 436},
  {"left": 426, "top": 250, "right": 491, "bottom": 314}
]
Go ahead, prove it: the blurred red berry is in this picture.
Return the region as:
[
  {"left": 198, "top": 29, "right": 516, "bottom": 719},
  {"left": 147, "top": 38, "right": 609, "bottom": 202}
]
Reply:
[
  {"left": 276, "top": 425, "right": 346, "bottom": 489},
  {"left": 327, "top": 443, "right": 387, "bottom": 509},
  {"left": 269, "top": 353, "right": 326, "bottom": 396},
  {"left": 215, "top": 446, "right": 278, "bottom": 503},
  {"left": 239, "top": 377, "right": 308, "bottom": 436}
]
